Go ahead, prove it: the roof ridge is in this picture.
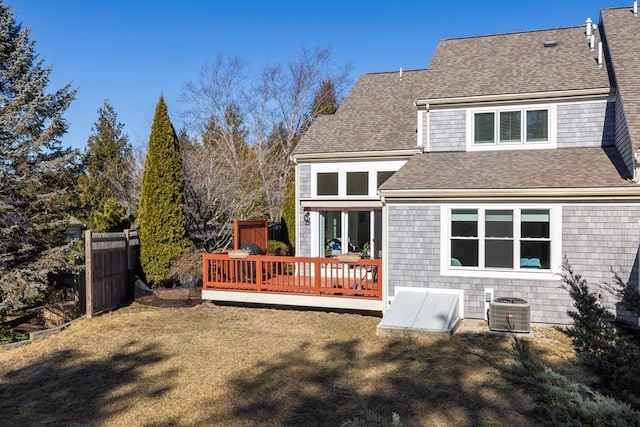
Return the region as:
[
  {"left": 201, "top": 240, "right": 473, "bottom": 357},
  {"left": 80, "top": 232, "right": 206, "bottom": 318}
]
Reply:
[
  {"left": 441, "top": 24, "right": 584, "bottom": 42},
  {"left": 361, "top": 68, "right": 428, "bottom": 77}
]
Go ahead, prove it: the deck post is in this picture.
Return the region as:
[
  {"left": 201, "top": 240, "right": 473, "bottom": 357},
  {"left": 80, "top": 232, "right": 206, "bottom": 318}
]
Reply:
[
  {"left": 314, "top": 258, "right": 321, "bottom": 296},
  {"left": 256, "top": 258, "right": 263, "bottom": 292},
  {"left": 202, "top": 253, "right": 209, "bottom": 288}
]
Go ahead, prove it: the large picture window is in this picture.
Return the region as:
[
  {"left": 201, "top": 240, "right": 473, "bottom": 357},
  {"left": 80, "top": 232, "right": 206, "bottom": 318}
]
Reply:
[
  {"left": 470, "top": 106, "right": 552, "bottom": 147},
  {"left": 448, "top": 207, "right": 554, "bottom": 272}
]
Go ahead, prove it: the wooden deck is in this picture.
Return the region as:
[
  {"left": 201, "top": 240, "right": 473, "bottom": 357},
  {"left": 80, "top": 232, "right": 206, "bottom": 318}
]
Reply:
[{"left": 202, "top": 254, "right": 383, "bottom": 311}]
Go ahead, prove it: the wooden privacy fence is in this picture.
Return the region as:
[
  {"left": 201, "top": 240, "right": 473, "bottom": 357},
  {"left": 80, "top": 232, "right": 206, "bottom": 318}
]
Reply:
[
  {"left": 234, "top": 219, "right": 268, "bottom": 252},
  {"left": 85, "top": 229, "right": 139, "bottom": 318}
]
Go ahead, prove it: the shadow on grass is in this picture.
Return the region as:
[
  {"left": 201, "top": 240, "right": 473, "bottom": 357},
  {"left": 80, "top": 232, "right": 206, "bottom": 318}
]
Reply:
[
  {"left": 204, "top": 333, "right": 537, "bottom": 426},
  {"left": 0, "top": 341, "right": 175, "bottom": 427}
]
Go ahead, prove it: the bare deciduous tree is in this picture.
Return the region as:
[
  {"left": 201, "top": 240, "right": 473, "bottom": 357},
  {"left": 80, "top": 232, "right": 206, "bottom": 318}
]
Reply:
[
  {"left": 250, "top": 47, "right": 351, "bottom": 220},
  {"left": 179, "top": 48, "right": 350, "bottom": 249},
  {"left": 180, "top": 56, "right": 264, "bottom": 250}
]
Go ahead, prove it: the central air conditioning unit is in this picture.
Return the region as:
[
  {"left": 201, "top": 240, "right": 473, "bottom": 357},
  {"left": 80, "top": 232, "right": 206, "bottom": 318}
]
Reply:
[{"left": 489, "top": 297, "right": 531, "bottom": 333}]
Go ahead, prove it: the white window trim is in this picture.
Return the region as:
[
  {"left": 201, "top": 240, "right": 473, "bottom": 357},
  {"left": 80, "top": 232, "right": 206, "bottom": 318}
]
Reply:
[
  {"left": 466, "top": 103, "right": 557, "bottom": 151},
  {"left": 310, "top": 160, "right": 406, "bottom": 198},
  {"left": 440, "top": 204, "right": 562, "bottom": 281}
]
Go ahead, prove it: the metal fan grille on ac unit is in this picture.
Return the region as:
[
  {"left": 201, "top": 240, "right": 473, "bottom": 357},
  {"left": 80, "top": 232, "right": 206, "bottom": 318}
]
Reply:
[{"left": 489, "top": 297, "right": 531, "bottom": 333}]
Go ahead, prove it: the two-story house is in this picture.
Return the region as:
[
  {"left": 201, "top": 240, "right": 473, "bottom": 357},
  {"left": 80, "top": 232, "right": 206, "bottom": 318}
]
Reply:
[{"left": 291, "top": 5, "right": 640, "bottom": 326}]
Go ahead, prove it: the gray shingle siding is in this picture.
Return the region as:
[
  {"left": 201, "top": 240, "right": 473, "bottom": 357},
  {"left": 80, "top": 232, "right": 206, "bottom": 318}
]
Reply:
[
  {"left": 297, "top": 164, "right": 312, "bottom": 256},
  {"left": 563, "top": 205, "right": 639, "bottom": 291},
  {"left": 557, "top": 100, "right": 615, "bottom": 148},
  {"left": 296, "top": 165, "right": 311, "bottom": 256},
  {"left": 425, "top": 100, "right": 615, "bottom": 153},
  {"left": 428, "top": 110, "right": 466, "bottom": 152},
  {"left": 298, "top": 209, "right": 311, "bottom": 256},
  {"left": 386, "top": 203, "right": 640, "bottom": 324},
  {"left": 299, "top": 165, "right": 311, "bottom": 199},
  {"left": 614, "top": 93, "right": 635, "bottom": 177}
]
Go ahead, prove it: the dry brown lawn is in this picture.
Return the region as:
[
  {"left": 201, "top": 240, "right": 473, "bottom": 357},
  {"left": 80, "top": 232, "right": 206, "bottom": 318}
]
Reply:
[{"left": 0, "top": 302, "right": 583, "bottom": 426}]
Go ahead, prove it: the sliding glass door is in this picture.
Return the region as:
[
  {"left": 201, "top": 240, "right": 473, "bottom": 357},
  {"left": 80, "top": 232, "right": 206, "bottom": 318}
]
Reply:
[{"left": 318, "top": 209, "right": 382, "bottom": 258}]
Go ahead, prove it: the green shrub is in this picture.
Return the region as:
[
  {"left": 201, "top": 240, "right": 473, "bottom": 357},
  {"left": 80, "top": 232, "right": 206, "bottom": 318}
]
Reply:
[
  {"left": 280, "top": 180, "right": 295, "bottom": 250},
  {"left": 503, "top": 333, "right": 640, "bottom": 425},
  {"left": 560, "top": 260, "right": 640, "bottom": 408},
  {"left": 167, "top": 248, "right": 204, "bottom": 287},
  {"left": 268, "top": 240, "right": 289, "bottom": 256}
]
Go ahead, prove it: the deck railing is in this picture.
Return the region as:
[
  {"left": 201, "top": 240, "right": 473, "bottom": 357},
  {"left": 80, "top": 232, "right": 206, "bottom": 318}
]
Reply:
[{"left": 202, "top": 254, "right": 382, "bottom": 299}]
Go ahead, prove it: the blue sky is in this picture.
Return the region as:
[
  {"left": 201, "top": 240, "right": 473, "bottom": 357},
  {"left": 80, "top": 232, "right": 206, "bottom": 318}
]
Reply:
[{"left": 10, "top": 0, "right": 627, "bottom": 151}]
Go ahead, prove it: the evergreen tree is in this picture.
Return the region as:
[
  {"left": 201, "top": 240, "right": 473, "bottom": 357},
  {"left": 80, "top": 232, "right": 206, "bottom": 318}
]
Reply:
[
  {"left": 138, "top": 96, "right": 191, "bottom": 283},
  {"left": 78, "top": 99, "right": 132, "bottom": 231},
  {"left": 560, "top": 260, "right": 640, "bottom": 408},
  {"left": 0, "top": 2, "right": 79, "bottom": 314},
  {"left": 310, "top": 78, "right": 338, "bottom": 118},
  {"left": 280, "top": 180, "right": 296, "bottom": 250}
]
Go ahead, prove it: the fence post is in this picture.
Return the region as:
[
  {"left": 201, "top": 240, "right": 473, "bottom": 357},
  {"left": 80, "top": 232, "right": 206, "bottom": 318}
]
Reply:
[
  {"left": 124, "top": 228, "right": 130, "bottom": 269},
  {"left": 124, "top": 228, "right": 131, "bottom": 295},
  {"left": 85, "top": 230, "right": 93, "bottom": 319}
]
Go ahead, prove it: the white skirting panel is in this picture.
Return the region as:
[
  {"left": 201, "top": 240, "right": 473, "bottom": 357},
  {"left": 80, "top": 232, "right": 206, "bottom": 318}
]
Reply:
[{"left": 202, "top": 290, "right": 383, "bottom": 312}]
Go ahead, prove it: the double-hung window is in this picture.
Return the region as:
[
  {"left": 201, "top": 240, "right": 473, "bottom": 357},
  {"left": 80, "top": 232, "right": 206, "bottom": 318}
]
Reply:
[
  {"left": 469, "top": 105, "right": 554, "bottom": 149},
  {"left": 445, "top": 206, "right": 559, "bottom": 278}
]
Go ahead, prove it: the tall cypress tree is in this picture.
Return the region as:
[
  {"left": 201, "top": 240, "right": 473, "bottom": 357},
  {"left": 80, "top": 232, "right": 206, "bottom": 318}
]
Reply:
[
  {"left": 0, "top": 2, "right": 79, "bottom": 313},
  {"left": 138, "top": 96, "right": 191, "bottom": 284}
]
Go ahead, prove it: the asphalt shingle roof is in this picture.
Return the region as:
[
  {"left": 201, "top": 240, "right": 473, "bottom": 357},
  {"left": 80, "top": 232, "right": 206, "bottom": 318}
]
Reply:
[
  {"left": 296, "top": 10, "right": 638, "bottom": 193},
  {"left": 601, "top": 7, "right": 640, "bottom": 151},
  {"left": 293, "top": 69, "right": 428, "bottom": 155},
  {"left": 380, "top": 146, "right": 632, "bottom": 192},
  {"left": 422, "top": 26, "right": 610, "bottom": 100}
]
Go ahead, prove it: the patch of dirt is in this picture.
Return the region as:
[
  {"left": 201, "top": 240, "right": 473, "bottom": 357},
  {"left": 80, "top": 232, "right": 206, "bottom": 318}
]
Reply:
[
  {"left": 135, "top": 287, "right": 202, "bottom": 307},
  {"left": 4, "top": 308, "right": 47, "bottom": 334}
]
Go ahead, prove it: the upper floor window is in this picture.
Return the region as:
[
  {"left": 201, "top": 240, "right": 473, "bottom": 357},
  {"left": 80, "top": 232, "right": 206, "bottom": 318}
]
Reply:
[
  {"left": 468, "top": 105, "right": 555, "bottom": 151},
  {"left": 311, "top": 160, "right": 407, "bottom": 197},
  {"left": 317, "top": 172, "right": 338, "bottom": 195},
  {"left": 346, "top": 172, "right": 368, "bottom": 195},
  {"left": 376, "top": 171, "right": 395, "bottom": 189}
]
